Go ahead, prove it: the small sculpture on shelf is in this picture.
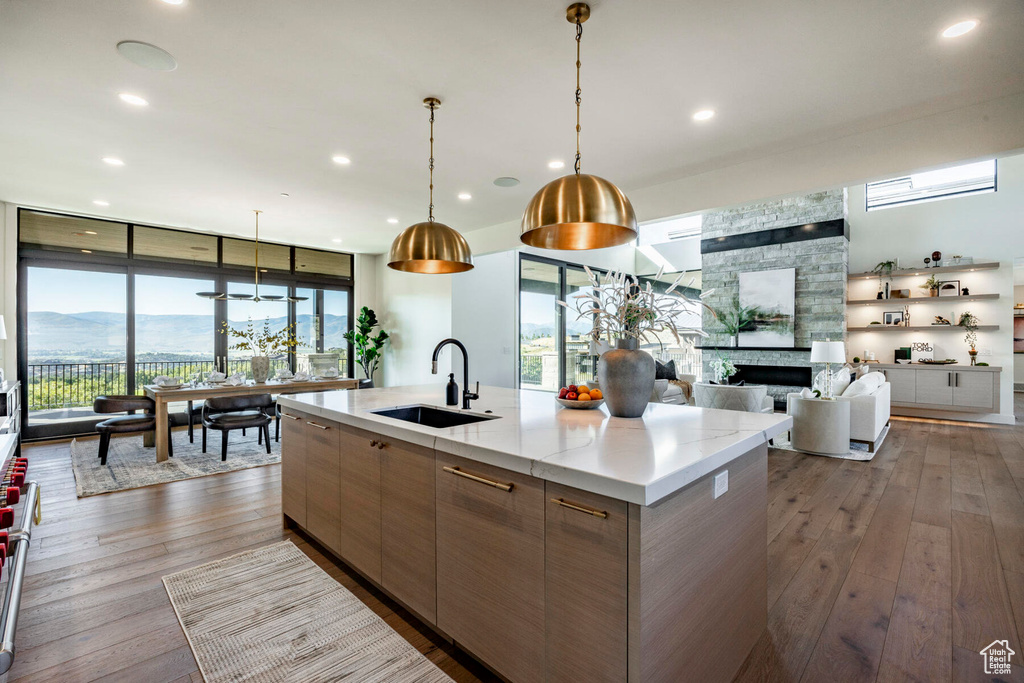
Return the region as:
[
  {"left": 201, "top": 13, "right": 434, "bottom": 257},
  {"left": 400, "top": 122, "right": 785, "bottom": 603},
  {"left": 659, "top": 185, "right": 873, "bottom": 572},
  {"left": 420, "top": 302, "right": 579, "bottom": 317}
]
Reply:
[
  {"left": 933, "top": 315, "right": 951, "bottom": 326},
  {"left": 962, "top": 286, "right": 970, "bottom": 296},
  {"left": 903, "top": 305, "right": 910, "bottom": 327},
  {"left": 931, "top": 250, "right": 942, "bottom": 267}
]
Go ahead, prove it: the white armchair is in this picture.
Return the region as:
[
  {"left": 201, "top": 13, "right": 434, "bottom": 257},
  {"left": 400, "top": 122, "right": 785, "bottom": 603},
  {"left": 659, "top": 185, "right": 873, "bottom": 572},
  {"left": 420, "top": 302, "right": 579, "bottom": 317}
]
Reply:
[
  {"left": 652, "top": 374, "right": 696, "bottom": 405},
  {"left": 693, "top": 383, "right": 774, "bottom": 414}
]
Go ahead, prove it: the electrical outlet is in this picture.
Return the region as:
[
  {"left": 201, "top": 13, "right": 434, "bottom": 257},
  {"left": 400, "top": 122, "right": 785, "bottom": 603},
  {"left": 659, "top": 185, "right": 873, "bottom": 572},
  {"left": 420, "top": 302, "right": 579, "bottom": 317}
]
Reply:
[
  {"left": 713, "top": 470, "right": 728, "bottom": 499},
  {"left": 979, "top": 347, "right": 992, "bottom": 356},
  {"left": 502, "top": 346, "right": 512, "bottom": 355}
]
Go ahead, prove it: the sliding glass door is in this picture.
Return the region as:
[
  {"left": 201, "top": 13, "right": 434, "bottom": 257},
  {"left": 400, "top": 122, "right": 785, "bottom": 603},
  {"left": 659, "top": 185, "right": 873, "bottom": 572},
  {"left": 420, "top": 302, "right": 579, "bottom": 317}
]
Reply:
[
  {"left": 519, "top": 255, "right": 603, "bottom": 392},
  {"left": 24, "top": 266, "right": 127, "bottom": 434}
]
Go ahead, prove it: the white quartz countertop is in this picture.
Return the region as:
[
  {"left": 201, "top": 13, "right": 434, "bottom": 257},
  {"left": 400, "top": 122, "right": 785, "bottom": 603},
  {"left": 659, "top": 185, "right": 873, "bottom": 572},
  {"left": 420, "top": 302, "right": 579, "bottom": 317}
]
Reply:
[{"left": 278, "top": 385, "right": 792, "bottom": 506}]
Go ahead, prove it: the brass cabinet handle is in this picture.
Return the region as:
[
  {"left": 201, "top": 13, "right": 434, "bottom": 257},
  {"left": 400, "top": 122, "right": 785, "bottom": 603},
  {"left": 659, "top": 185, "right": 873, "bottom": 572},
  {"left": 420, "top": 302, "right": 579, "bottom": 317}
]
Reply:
[
  {"left": 550, "top": 497, "right": 608, "bottom": 519},
  {"left": 443, "top": 466, "right": 513, "bottom": 492},
  {"left": 281, "top": 413, "right": 300, "bottom": 420},
  {"left": 306, "top": 421, "right": 329, "bottom": 430}
]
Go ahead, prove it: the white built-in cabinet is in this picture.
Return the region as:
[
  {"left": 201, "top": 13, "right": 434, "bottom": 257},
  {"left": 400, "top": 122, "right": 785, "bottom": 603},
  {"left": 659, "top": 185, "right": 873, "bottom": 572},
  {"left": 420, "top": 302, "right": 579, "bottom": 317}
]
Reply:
[{"left": 880, "top": 365, "right": 999, "bottom": 413}]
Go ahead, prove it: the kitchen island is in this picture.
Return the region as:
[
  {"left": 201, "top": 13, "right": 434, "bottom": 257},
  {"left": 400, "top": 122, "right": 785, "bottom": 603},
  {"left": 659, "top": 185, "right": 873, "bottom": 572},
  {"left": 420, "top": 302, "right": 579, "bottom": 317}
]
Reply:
[{"left": 278, "top": 385, "right": 791, "bottom": 683}]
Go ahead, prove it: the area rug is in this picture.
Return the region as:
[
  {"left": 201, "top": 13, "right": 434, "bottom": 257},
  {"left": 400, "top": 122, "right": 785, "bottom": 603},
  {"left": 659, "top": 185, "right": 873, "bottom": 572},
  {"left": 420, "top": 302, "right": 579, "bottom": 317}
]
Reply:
[
  {"left": 770, "top": 424, "right": 890, "bottom": 461},
  {"left": 163, "top": 541, "right": 453, "bottom": 683},
  {"left": 71, "top": 429, "right": 280, "bottom": 498}
]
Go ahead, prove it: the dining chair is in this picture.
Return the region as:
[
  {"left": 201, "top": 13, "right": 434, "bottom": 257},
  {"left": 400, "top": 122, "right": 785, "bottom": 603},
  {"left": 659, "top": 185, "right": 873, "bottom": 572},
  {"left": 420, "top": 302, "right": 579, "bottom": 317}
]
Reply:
[
  {"left": 94, "top": 395, "right": 174, "bottom": 466},
  {"left": 201, "top": 394, "right": 273, "bottom": 461}
]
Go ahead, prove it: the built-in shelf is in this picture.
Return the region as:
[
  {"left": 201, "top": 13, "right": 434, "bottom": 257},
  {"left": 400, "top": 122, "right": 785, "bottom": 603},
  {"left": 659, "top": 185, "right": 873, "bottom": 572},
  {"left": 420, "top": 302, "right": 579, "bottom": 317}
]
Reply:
[
  {"left": 848, "top": 261, "right": 999, "bottom": 280},
  {"left": 848, "top": 325, "right": 1000, "bottom": 333},
  {"left": 848, "top": 293, "right": 1000, "bottom": 306}
]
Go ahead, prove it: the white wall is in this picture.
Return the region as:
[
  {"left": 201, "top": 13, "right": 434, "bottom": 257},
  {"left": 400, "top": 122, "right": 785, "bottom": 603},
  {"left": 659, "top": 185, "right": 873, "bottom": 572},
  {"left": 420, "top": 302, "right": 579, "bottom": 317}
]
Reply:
[
  {"left": 352, "top": 253, "right": 380, "bottom": 384},
  {"left": 847, "top": 152, "right": 1024, "bottom": 422},
  {"left": 451, "top": 251, "right": 518, "bottom": 389},
  {"left": 374, "top": 255, "right": 454, "bottom": 388},
  {"left": 1015, "top": 283, "right": 1024, "bottom": 388},
  {"left": 0, "top": 203, "right": 14, "bottom": 383}
]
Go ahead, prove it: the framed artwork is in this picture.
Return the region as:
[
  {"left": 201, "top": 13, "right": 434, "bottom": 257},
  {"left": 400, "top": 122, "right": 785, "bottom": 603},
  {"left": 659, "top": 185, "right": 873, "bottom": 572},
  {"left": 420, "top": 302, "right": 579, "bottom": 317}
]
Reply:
[
  {"left": 738, "top": 268, "right": 795, "bottom": 348},
  {"left": 883, "top": 311, "right": 904, "bottom": 326},
  {"left": 938, "top": 280, "right": 960, "bottom": 297}
]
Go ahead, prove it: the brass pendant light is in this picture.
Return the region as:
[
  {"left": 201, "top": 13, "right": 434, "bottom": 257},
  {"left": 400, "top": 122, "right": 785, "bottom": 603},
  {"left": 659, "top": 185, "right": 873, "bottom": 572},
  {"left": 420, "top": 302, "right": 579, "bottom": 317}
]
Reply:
[
  {"left": 520, "top": 3, "right": 638, "bottom": 250},
  {"left": 387, "top": 97, "right": 474, "bottom": 274}
]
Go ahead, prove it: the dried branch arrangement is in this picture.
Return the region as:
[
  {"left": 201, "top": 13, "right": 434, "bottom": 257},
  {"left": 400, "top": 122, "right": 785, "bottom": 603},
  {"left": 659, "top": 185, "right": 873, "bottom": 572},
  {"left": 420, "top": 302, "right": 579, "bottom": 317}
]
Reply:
[{"left": 557, "top": 265, "right": 714, "bottom": 350}]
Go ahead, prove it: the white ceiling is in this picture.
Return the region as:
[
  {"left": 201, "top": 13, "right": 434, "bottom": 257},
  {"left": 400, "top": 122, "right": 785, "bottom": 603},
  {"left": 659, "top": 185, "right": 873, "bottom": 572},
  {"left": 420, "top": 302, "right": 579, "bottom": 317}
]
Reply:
[{"left": 1, "top": 0, "right": 1022, "bottom": 254}]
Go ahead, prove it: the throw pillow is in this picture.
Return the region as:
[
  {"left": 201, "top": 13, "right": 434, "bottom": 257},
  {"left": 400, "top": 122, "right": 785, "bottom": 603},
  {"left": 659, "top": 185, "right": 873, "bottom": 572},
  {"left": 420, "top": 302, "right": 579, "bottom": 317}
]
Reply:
[
  {"left": 655, "top": 359, "right": 677, "bottom": 381},
  {"left": 843, "top": 371, "right": 886, "bottom": 397}
]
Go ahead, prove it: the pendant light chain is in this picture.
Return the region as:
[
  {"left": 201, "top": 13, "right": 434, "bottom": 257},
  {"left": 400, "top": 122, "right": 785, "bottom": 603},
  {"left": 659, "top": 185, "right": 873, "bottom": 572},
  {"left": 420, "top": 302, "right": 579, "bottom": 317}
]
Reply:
[
  {"left": 428, "top": 102, "right": 436, "bottom": 222},
  {"left": 574, "top": 15, "right": 582, "bottom": 175},
  {"left": 253, "top": 209, "right": 261, "bottom": 300}
]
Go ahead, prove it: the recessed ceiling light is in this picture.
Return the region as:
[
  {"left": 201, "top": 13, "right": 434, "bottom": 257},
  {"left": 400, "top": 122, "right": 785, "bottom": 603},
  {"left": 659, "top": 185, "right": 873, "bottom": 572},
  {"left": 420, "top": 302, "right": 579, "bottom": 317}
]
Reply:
[
  {"left": 118, "top": 93, "right": 148, "bottom": 107},
  {"left": 942, "top": 20, "right": 978, "bottom": 38},
  {"left": 84, "top": 230, "right": 98, "bottom": 235},
  {"left": 331, "top": 238, "right": 343, "bottom": 243},
  {"left": 548, "top": 160, "right": 565, "bottom": 170},
  {"left": 102, "top": 157, "right": 125, "bottom": 166},
  {"left": 160, "top": 0, "right": 185, "bottom": 5},
  {"left": 692, "top": 109, "right": 716, "bottom": 121},
  {"left": 116, "top": 41, "right": 177, "bottom": 71},
  {"left": 92, "top": 200, "right": 109, "bottom": 207},
  {"left": 280, "top": 192, "right": 290, "bottom": 197},
  {"left": 332, "top": 155, "right": 351, "bottom": 165},
  {"left": 387, "top": 217, "right": 399, "bottom": 224},
  {"left": 493, "top": 176, "right": 520, "bottom": 187},
  {"left": 81, "top": 249, "right": 93, "bottom": 254},
  {"left": 457, "top": 192, "right": 472, "bottom": 200}
]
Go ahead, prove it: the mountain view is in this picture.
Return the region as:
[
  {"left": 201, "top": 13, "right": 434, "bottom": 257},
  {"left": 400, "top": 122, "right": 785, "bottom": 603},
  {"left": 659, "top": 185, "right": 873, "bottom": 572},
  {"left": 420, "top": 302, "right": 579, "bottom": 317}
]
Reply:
[{"left": 27, "top": 311, "right": 349, "bottom": 362}]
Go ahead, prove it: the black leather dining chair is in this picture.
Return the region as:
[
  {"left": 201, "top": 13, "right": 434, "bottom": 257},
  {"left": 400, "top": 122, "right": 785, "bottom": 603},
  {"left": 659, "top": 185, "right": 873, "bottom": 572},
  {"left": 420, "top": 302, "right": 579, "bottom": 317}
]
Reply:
[
  {"left": 201, "top": 394, "right": 273, "bottom": 461},
  {"left": 94, "top": 395, "right": 174, "bottom": 466}
]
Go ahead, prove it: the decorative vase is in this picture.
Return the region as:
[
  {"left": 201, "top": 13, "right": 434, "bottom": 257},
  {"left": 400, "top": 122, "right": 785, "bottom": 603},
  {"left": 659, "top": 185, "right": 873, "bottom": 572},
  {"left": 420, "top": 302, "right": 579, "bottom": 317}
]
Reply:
[
  {"left": 358, "top": 378, "right": 375, "bottom": 389},
  {"left": 729, "top": 334, "right": 739, "bottom": 348},
  {"left": 930, "top": 288, "right": 938, "bottom": 298},
  {"left": 969, "top": 349, "right": 978, "bottom": 366},
  {"left": 597, "top": 338, "right": 655, "bottom": 418},
  {"left": 251, "top": 355, "right": 270, "bottom": 383}
]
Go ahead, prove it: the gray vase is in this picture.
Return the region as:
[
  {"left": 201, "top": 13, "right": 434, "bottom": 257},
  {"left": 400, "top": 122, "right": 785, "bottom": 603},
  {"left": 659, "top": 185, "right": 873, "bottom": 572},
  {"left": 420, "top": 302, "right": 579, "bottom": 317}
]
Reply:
[
  {"left": 251, "top": 356, "right": 270, "bottom": 383},
  {"left": 597, "top": 338, "right": 655, "bottom": 418}
]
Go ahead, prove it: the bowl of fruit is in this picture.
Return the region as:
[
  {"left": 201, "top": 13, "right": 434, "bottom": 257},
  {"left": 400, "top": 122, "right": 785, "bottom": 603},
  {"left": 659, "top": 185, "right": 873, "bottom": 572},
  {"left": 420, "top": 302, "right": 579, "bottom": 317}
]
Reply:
[{"left": 555, "top": 384, "right": 605, "bottom": 410}]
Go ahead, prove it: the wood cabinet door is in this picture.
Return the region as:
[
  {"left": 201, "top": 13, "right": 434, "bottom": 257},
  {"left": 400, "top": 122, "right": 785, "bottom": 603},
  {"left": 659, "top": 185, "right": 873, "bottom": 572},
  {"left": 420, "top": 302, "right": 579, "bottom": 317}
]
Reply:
[
  {"left": 435, "top": 452, "right": 545, "bottom": 683},
  {"left": 883, "top": 368, "right": 917, "bottom": 403},
  {"left": 279, "top": 409, "right": 307, "bottom": 527},
  {"left": 303, "top": 416, "right": 342, "bottom": 553},
  {"left": 953, "top": 371, "right": 994, "bottom": 409},
  {"left": 337, "top": 422, "right": 382, "bottom": 583},
  {"left": 545, "top": 482, "right": 628, "bottom": 683},
  {"left": 380, "top": 439, "right": 436, "bottom": 624},
  {"left": 915, "top": 369, "right": 953, "bottom": 406}
]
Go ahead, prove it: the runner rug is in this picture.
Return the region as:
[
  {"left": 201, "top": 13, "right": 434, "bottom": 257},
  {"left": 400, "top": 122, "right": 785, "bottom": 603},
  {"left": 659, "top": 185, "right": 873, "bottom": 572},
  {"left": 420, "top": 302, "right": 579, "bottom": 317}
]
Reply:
[{"left": 162, "top": 541, "right": 453, "bottom": 683}]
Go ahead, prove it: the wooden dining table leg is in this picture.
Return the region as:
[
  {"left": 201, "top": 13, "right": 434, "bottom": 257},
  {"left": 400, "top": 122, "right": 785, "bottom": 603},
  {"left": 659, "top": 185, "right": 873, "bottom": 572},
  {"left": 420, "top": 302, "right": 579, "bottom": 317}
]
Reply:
[{"left": 155, "top": 397, "right": 170, "bottom": 462}]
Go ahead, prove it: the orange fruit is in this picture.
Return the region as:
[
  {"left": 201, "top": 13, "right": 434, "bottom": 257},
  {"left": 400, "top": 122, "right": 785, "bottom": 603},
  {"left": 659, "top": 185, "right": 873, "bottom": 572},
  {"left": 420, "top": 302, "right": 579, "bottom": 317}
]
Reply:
[
  {"left": 589, "top": 388, "right": 603, "bottom": 400},
  {"left": 577, "top": 393, "right": 591, "bottom": 401},
  {"left": 577, "top": 385, "right": 590, "bottom": 394}
]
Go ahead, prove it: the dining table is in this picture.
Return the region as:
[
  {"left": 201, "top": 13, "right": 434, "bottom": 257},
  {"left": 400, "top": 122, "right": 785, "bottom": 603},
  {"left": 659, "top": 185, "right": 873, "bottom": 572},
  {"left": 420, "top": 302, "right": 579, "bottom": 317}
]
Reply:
[{"left": 143, "top": 377, "right": 360, "bottom": 462}]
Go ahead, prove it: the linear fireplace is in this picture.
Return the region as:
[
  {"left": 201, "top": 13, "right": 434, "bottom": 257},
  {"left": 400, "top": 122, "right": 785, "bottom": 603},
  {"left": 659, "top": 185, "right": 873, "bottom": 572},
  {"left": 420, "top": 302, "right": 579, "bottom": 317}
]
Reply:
[{"left": 733, "top": 364, "right": 812, "bottom": 388}]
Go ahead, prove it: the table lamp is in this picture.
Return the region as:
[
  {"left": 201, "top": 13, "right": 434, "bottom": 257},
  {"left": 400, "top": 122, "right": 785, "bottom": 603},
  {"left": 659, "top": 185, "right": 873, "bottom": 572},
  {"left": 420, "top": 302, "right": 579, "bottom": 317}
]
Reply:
[{"left": 810, "top": 339, "right": 846, "bottom": 400}]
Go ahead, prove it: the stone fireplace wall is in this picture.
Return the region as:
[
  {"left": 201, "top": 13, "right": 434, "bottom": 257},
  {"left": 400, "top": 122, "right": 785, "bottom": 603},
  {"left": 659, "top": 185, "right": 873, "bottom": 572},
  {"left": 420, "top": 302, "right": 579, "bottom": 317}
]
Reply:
[{"left": 700, "top": 190, "right": 849, "bottom": 405}]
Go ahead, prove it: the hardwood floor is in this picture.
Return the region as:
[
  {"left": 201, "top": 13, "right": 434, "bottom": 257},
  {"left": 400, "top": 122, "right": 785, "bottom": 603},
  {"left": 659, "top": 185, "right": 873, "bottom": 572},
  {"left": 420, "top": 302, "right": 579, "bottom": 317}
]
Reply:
[{"left": 8, "top": 413, "right": 1024, "bottom": 682}]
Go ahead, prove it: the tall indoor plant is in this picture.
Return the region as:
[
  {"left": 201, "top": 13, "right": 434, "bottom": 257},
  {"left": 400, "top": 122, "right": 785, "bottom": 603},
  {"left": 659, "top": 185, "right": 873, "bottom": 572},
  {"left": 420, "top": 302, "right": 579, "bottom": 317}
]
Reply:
[
  {"left": 343, "top": 306, "right": 389, "bottom": 387},
  {"left": 560, "top": 266, "right": 710, "bottom": 417},
  {"left": 958, "top": 311, "right": 979, "bottom": 365},
  {"left": 221, "top": 318, "right": 301, "bottom": 383}
]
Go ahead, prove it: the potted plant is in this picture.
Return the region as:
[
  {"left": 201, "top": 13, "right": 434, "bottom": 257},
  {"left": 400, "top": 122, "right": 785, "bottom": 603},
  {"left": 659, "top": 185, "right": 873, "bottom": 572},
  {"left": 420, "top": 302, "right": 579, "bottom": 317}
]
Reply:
[
  {"left": 958, "top": 311, "right": 979, "bottom": 365},
  {"left": 559, "top": 266, "right": 710, "bottom": 417},
  {"left": 221, "top": 318, "right": 301, "bottom": 383},
  {"left": 707, "top": 296, "right": 757, "bottom": 347},
  {"left": 708, "top": 356, "right": 737, "bottom": 384},
  {"left": 343, "top": 306, "right": 389, "bottom": 387},
  {"left": 872, "top": 260, "right": 898, "bottom": 298},
  {"left": 920, "top": 274, "right": 940, "bottom": 297}
]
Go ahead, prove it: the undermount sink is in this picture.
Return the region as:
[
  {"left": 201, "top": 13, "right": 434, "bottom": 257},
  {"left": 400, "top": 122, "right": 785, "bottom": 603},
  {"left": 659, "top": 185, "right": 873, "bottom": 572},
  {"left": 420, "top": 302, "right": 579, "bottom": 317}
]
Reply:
[{"left": 370, "top": 405, "right": 499, "bottom": 428}]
